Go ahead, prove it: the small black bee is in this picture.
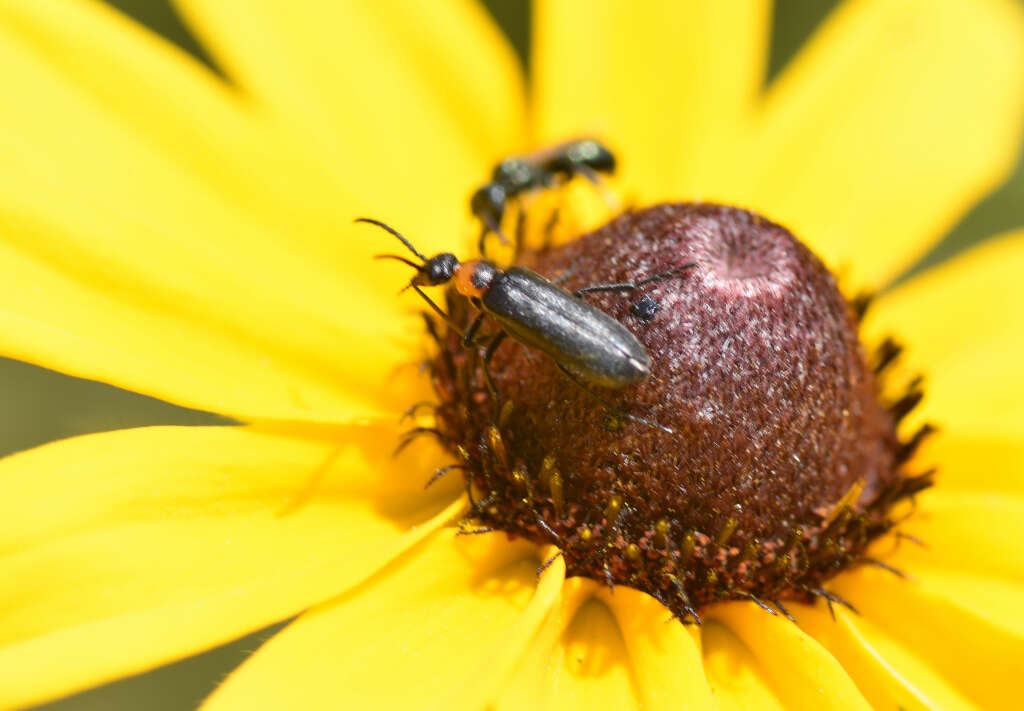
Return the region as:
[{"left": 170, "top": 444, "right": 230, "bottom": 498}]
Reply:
[{"left": 470, "top": 138, "right": 616, "bottom": 252}]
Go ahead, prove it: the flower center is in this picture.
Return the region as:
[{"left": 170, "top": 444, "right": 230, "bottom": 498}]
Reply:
[{"left": 427, "top": 203, "right": 931, "bottom": 622}]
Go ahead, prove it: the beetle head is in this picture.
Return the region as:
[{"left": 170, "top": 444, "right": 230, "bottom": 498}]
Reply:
[{"left": 414, "top": 253, "right": 459, "bottom": 286}]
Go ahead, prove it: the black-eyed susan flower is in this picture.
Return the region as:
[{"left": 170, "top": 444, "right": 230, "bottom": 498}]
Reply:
[{"left": 0, "top": 1, "right": 1022, "bottom": 710}]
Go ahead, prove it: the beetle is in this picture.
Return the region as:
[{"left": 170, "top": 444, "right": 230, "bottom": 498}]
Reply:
[
  {"left": 357, "top": 217, "right": 695, "bottom": 431},
  {"left": 470, "top": 138, "right": 617, "bottom": 252}
]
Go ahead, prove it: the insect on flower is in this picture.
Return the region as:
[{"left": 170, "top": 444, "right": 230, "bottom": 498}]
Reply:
[
  {"left": 355, "top": 216, "right": 694, "bottom": 432},
  {"left": 469, "top": 138, "right": 617, "bottom": 251}
]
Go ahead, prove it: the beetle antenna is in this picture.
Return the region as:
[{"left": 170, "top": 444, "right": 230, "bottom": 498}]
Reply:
[
  {"left": 355, "top": 217, "right": 428, "bottom": 263},
  {"left": 373, "top": 254, "right": 427, "bottom": 294},
  {"left": 373, "top": 253, "right": 422, "bottom": 270}
]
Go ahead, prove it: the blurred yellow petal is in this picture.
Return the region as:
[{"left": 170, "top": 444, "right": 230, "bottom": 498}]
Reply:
[
  {"left": 0, "top": 179, "right": 421, "bottom": 423},
  {"left": 702, "top": 620, "right": 786, "bottom": 711},
  {"left": 0, "top": 424, "right": 461, "bottom": 709},
  {"left": 202, "top": 530, "right": 560, "bottom": 711},
  {"left": 495, "top": 578, "right": 595, "bottom": 711},
  {"left": 532, "top": 1, "right": 770, "bottom": 201},
  {"left": 881, "top": 490, "right": 1024, "bottom": 583},
  {"left": 867, "top": 230, "right": 1024, "bottom": 440},
  {"left": 0, "top": 8, "right": 442, "bottom": 422},
  {"left": 174, "top": 0, "right": 526, "bottom": 254},
  {"left": 498, "top": 578, "right": 652, "bottom": 711},
  {"left": 917, "top": 433, "right": 1024, "bottom": 493},
  {"left": 709, "top": 603, "right": 872, "bottom": 711},
  {"left": 868, "top": 230, "right": 1024, "bottom": 372},
  {"left": 0, "top": 2, "right": 1021, "bottom": 710},
  {"left": 0, "top": 0, "right": 495, "bottom": 320},
  {"left": 833, "top": 566, "right": 1024, "bottom": 709},
  {"left": 912, "top": 568, "right": 1024, "bottom": 640},
  {"left": 598, "top": 586, "right": 715, "bottom": 711},
  {"left": 873, "top": 240, "right": 1024, "bottom": 497},
  {"left": 553, "top": 598, "right": 642, "bottom": 709},
  {"left": 0, "top": 0, "right": 359, "bottom": 256},
  {"left": 740, "top": 0, "right": 1024, "bottom": 290},
  {"left": 797, "top": 601, "right": 977, "bottom": 711}
]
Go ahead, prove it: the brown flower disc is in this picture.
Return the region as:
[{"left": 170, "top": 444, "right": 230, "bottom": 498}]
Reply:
[{"left": 430, "top": 203, "right": 930, "bottom": 620}]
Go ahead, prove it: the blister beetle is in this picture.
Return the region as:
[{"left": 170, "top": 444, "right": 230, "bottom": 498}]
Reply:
[
  {"left": 470, "top": 138, "right": 617, "bottom": 252},
  {"left": 357, "top": 218, "right": 695, "bottom": 431}
]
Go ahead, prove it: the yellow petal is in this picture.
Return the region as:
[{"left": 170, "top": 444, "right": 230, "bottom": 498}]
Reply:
[
  {"left": 0, "top": 0, "right": 489, "bottom": 304},
  {"left": 552, "top": 597, "right": 644, "bottom": 710},
  {"left": 833, "top": 565, "right": 1024, "bottom": 709},
  {"left": 701, "top": 619, "right": 787, "bottom": 711},
  {"left": 881, "top": 490, "right": 1024, "bottom": 583},
  {"left": 0, "top": 0, "right": 475, "bottom": 421},
  {"left": 866, "top": 230, "right": 1024, "bottom": 441},
  {"left": 739, "top": 0, "right": 1024, "bottom": 290},
  {"left": 918, "top": 432, "right": 1024, "bottom": 493},
  {"left": 0, "top": 156, "right": 426, "bottom": 424},
  {"left": 797, "top": 601, "right": 977, "bottom": 711},
  {"left": 497, "top": 578, "right": 651, "bottom": 711},
  {"left": 598, "top": 586, "right": 715, "bottom": 711},
  {"left": 867, "top": 230, "right": 1024, "bottom": 371},
  {"left": 174, "top": 0, "right": 526, "bottom": 254},
  {"left": 0, "top": 0, "right": 357, "bottom": 255},
  {"left": 202, "top": 529, "right": 559, "bottom": 711},
  {"left": 503, "top": 577, "right": 679, "bottom": 711},
  {"left": 912, "top": 567, "right": 1024, "bottom": 641},
  {"left": 0, "top": 424, "right": 461, "bottom": 710},
  {"left": 532, "top": 0, "right": 771, "bottom": 202},
  {"left": 0, "top": 182, "right": 419, "bottom": 423},
  {"left": 708, "top": 602, "right": 873, "bottom": 711}
]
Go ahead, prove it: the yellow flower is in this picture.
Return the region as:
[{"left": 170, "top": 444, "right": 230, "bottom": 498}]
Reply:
[{"left": 0, "top": 0, "right": 1022, "bottom": 709}]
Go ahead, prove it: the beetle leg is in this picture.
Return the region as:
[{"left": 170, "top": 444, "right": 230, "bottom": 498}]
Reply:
[
  {"left": 554, "top": 363, "right": 674, "bottom": 435},
  {"left": 634, "top": 263, "right": 699, "bottom": 288},
  {"left": 574, "top": 281, "right": 635, "bottom": 297},
  {"left": 462, "top": 312, "right": 486, "bottom": 348},
  {"left": 574, "top": 262, "right": 698, "bottom": 298},
  {"left": 410, "top": 284, "right": 466, "bottom": 339},
  {"left": 481, "top": 331, "right": 508, "bottom": 404}
]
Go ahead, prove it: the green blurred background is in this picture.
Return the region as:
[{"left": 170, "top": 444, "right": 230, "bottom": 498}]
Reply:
[{"left": 12, "top": 1, "right": 1022, "bottom": 709}]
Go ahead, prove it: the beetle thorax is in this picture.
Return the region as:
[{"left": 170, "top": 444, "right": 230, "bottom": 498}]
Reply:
[{"left": 454, "top": 260, "right": 499, "bottom": 299}]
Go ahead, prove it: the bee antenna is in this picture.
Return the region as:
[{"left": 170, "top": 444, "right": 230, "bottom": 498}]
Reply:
[{"left": 355, "top": 218, "right": 428, "bottom": 263}]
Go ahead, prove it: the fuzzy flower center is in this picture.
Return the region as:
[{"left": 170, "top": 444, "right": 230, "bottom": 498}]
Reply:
[{"left": 427, "top": 203, "right": 931, "bottom": 622}]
